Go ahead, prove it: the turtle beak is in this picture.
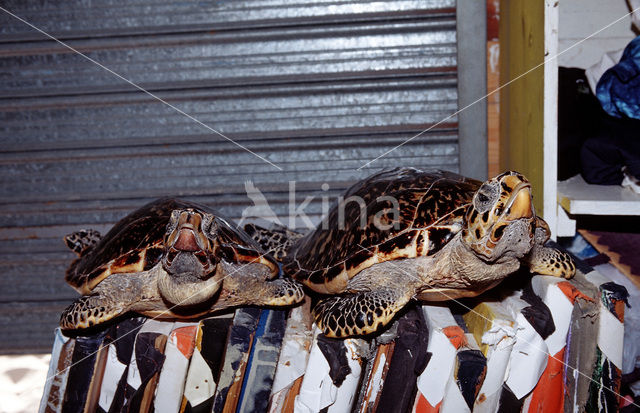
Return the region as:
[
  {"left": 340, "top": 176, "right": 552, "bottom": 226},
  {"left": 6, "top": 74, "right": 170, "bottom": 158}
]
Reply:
[
  {"left": 168, "top": 211, "right": 210, "bottom": 252},
  {"left": 504, "top": 182, "right": 534, "bottom": 222},
  {"left": 174, "top": 226, "right": 200, "bottom": 252},
  {"left": 163, "top": 210, "right": 216, "bottom": 277}
]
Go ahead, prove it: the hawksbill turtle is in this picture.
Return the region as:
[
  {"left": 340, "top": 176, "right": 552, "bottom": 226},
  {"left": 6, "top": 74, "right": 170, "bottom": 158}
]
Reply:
[
  {"left": 60, "top": 198, "right": 304, "bottom": 330},
  {"left": 247, "top": 168, "right": 575, "bottom": 338}
]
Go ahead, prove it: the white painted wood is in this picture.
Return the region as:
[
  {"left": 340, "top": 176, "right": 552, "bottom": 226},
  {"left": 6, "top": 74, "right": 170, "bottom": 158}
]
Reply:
[
  {"left": 557, "top": 175, "right": 640, "bottom": 216},
  {"left": 558, "top": 39, "right": 632, "bottom": 69},
  {"left": 558, "top": 0, "right": 636, "bottom": 68},
  {"left": 556, "top": 206, "right": 577, "bottom": 237},
  {"left": 546, "top": 0, "right": 639, "bottom": 237},
  {"left": 544, "top": 0, "right": 559, "bottom": 239}
]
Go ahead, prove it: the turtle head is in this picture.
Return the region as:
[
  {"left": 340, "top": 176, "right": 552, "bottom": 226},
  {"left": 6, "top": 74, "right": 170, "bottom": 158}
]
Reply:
[
  {"left": 163, "top": 209, "right": 219, "bottom": 277},
  {"left": 462, "top": 171, "right": 536, "bottom": 261},
  {"left": 159, "top": 209, "right": 223, "bottom": 306}
]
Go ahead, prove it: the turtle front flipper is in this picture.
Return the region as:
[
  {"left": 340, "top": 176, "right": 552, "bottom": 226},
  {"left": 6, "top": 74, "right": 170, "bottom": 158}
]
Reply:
[
  {"left": 259, "top": 278, "right": 305, "bottom": 306},
  {"left": 312, "top": 289, "right": 411, "bottom": 338},
  {"left": 60, "top": 293, "right": 128, "bottom": 330},
  {"left": 64, "top": 229, "right": 102, "bottom": 256},
  {"left": 230, "top": 277, "right": 305, "bottom": 307},
  {"left": 525, "top": 244, "right": 576, "bottom": 279},
  {"left": 59, "top": 271, "right": 147, "bottom": 330}
]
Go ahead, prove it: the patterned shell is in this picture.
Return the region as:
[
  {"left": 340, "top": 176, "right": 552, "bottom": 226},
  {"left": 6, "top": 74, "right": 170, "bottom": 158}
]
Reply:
[
  {"left": 283, "top": 168, "right": 482, "bottom": 293},
  {"left": 66, "top": 198, "right": 273, "bottom": 293}
]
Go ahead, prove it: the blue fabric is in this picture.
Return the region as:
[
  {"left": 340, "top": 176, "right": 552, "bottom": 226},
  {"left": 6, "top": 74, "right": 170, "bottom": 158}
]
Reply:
[{"left": 596, "top": 35, "right": 640, "bottom": 120}]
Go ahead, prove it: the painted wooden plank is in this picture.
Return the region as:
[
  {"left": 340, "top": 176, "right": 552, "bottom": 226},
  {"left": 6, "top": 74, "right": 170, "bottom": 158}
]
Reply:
[
  {"left": 558, "top": 0, "right": 636, "bottom": 69},
  {"left": 499, "top": 0, "right": 546, "bottom": 217},
  {"left": 543, "top": 0, "right": 559, "bottom": 239},
  {"left": 558, "top": 175, "right": 640, "bottom": 216}
]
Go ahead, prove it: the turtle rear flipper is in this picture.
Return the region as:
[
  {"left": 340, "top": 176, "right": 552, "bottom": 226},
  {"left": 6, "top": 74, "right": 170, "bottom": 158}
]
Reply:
[
  {"left": 243, "top": 223, "right": 302, "bottom": 260},
  {"left": 312, "top": 289, "right": 411, "bottom": 338},
  {"left": 64, "top": 229, "right": 102, "bottom": 256},
  {"left": 525, "top": 244, "right": 576, "bottom": 279}
]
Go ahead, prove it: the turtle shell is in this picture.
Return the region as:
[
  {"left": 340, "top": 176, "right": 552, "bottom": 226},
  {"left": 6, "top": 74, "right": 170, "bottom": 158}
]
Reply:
[
  {"left": 66, "top": 198, "right": 277, "bottom": 294},
  {"left": 283, "top": 168, "right": 482, "bottom": 293}
]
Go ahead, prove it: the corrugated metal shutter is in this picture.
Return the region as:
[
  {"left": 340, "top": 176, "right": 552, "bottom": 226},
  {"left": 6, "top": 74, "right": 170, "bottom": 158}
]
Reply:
[{"left": 0, "top": 0, "right": 472, "bottom": 353}]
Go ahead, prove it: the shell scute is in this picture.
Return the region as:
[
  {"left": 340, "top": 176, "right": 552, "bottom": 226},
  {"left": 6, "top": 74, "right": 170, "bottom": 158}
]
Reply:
[
  {"left": 345, "top": 248, "right": 375, "bottom": 271},
  {"left": 143, "top": 246, "right": 164, "bottom": 271},
  {"left": 116, "top": 251, "right": 142, "bottom": 267},
  {"left": 389, "top": 231, "right": 415, "bottom": 252},
  {"left": 308, "top": 269, "right": 326, "bottom": 285},
  {"left": 426, "top": 227, "right": 455, "bottom": 255},
  {"left": 285, "top": 168, "right": 482, "bottom": 289},
  {"left": 324, "top": 264, "right": 344, "bottom": 282},
  {"left": 65, "top": 198, "right": 273, "bottom": 291}
]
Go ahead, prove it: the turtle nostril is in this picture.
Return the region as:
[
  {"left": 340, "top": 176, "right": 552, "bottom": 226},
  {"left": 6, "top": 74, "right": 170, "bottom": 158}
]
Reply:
[
  {"left": 166, "top": 248, "right": 178, "bottom": 264},
  {"left": 195, "top": 251, "right": 209, "bottom": 265}
]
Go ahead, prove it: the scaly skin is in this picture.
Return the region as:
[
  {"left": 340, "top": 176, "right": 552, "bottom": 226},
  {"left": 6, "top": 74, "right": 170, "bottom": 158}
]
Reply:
[
  {"left": 315, "top": 231, "right": 573, "bottom": 338},
  {"left": 60, "top": 261, "right": 304, "bottom": 330},
  {"left": 248, "top": 171, "right": 577, "bottom": 338}
]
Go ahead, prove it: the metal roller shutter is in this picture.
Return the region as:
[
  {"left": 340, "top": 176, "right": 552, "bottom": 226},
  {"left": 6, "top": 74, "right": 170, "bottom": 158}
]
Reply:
[{"left": 0, "top": 0, "right": 486, "bottom": 353}]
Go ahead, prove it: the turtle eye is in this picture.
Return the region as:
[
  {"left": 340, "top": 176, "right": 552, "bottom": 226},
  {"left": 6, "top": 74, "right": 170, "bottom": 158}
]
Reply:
[
  {"left": 474, "top": 181, "right": 500, "bottom": 212},
  {"left": 203, "top": 218, "right": 217, "bottom": 237},
  {"left": 169, "top": 210, "right": 181, "bottom": 224}
]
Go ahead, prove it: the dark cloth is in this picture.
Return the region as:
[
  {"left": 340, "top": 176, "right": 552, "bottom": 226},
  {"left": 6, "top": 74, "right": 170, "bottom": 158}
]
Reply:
[
  {"left": 457, "top": 350, "right": 487, "bottom": 409},
  {"left": 558, "top": 67, "right": 602, "bottom": 180},
  {"left": 497, "top": 383, "right": 524, "bottom": 413},
  {"left": 377, "top": 306, "right": 431, "bottom": 413},
  {"left": 520, "top": 283, "right": 556, "bottom": 340},
  {"left": 122, "top": 332, "right": 167, "bottom": 412},
  {"left": 106, "top": 318, "right": 146, "bottom": 413},
  {"left": 557, "top": 67, "right": 640, "bottom": 185},
  {"left": 596, "top": 36, "right": 640, "bottom": 120},
  {"left": 317, "top": 334, "right": 352, "bottom": 386},
  {"left": 580, "top": 116, "right": 640, "bottom": 185}
]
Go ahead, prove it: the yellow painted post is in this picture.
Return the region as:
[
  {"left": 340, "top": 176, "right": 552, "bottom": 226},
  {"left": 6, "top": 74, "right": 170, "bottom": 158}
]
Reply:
[{"left": 499, "top": 0, "right": 546, "bottom": 216}]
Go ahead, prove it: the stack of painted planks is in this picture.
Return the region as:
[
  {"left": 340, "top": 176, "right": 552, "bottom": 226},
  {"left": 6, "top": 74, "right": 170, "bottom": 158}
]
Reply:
[{"left": 40, "top": 266, "right": 627, "bottom": 412}]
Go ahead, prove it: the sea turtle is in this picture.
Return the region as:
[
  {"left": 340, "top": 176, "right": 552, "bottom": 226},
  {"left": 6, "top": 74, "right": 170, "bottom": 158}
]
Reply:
[
  {"left": 60, "top": 198, "right": 304, "bottom": 330},
  {"left": 248, "top": 168, "right": 575, "bottom": 338}
]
